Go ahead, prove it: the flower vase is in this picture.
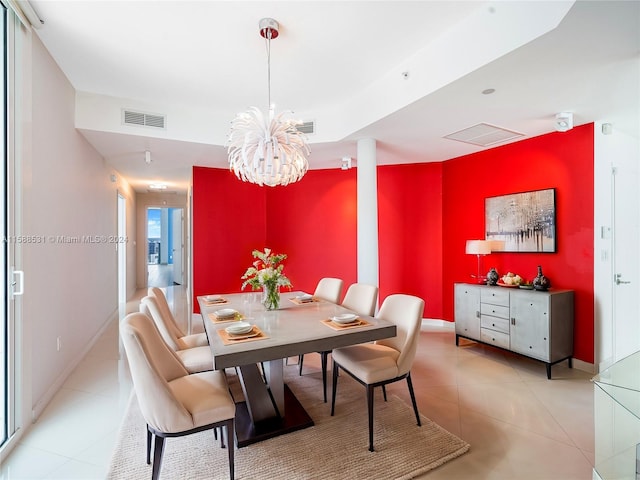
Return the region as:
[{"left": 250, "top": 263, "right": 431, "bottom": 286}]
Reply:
[{"left": 262, "top": 284, "right": 280, "bottom": 310}]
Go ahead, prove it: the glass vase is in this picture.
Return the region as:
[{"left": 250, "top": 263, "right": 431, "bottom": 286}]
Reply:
[{"left": 262, "top": 283, "right": 280, "bottom": 310}]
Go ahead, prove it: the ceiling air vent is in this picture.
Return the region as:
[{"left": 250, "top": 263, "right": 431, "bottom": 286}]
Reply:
[
  {"left": 444, "top": 122, "right": 524, "bottom": 147},
  {"left": 296, "top": 120, "right": 315, "bottom": 135},
  {"left": 123, "top": 109, "right": 166, "bottom": 129}
]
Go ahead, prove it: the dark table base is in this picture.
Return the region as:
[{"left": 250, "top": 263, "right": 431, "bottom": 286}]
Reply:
[{"left": 234, "top": 384, "right": 314, "bottom": 447}]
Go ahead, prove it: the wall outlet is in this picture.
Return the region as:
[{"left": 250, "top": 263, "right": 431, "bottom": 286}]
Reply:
[{"left": 56, "top": 336, "right": 61, "bottom": 352}]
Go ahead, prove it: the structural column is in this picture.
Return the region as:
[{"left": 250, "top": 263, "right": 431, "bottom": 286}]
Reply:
[{"left": 356, "top": 138, "right": 379, "bottom": 287}]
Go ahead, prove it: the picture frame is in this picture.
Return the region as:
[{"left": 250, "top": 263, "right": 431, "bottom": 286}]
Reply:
[{"left": 485, "top": 188, "right": 556, "bottom": 253}]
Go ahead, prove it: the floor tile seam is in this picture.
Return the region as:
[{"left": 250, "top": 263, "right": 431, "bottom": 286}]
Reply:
[
  {"left": 525, "top": 380, "right": 590, "bottom": 451},
  {"left": 455, "top": 383, "right": 463, "bottom": 437},
  {"left": 24, "top": 411, "right": 119, "bottom": 447},
  {"left": 414, "top": 379, "right": 460, "bottom": 388},
  {"left": 520, "top": 380, "right": 583, "bottom": 448},
  {"left": 14, "top": 439, "right": 75, "bottom": 462},
  {"left": 473, "top": 396, "right": 580, "bottom": 446},
  {"left": 57, "top": 385, "right": 117, "bottom": 399},
  {"left": 577, "top": 446, "right": 596, "bottom": 467},
  {"left": 82, "top": 352, "right": 121, "bottom": 362},
  {"left": 458, "top": 404, "right": 586, "bottom": 449},
  {"left": 51, "top": 425, "right": 122, "bottom": 461},
  {"left": 48, "top": 453, "right": 106, "bottom": 475},
  {"left": 34, "top": 387, "right": 100, "bottom": 418},
  {"left": 413, "top": 387, "right": 462, "bottom": 407},
  {"left": 66, "top": 427, "right": 122, "bottom": 464},
  {"left": 455, "top": 378, "right": 528, "bottom": 387}
]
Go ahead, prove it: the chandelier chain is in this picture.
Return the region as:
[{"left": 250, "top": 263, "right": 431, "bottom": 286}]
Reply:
[{"left": 264, "top": 28, "right": 272, "bottom": 111}]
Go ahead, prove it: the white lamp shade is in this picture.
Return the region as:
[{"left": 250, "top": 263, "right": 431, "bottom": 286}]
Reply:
[{"left": 465, "top": 240, "right": 492, "bottom": 255}]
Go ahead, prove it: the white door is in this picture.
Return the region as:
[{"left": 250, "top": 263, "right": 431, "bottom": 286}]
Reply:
[
  {"left": 612, "top": 156, "right": 640, "bottom": 361},
  {"left": 172, "top": 208, "right": 184, "bottom": 285}
]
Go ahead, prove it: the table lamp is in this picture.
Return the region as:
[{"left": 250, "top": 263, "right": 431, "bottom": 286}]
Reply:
[{"left": 465, "top": 240, "right": 492, "bottom": 284}]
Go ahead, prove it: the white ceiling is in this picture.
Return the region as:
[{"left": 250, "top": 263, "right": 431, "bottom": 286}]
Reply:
[{"left": 30, "top": 1, "right": 640, "bottom": 193}]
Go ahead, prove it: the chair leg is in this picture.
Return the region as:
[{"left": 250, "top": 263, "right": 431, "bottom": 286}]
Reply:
[
  {"left": 330, "top": 361, "right": 339, "bottom": 416},
  {"left": 298, "top": 354, "right": 304, "bottom": 376},
  {"left": 226, "top": 420, "right": 235, "bottom": 480},
  {"left": 219, "top": 426, "right": 226, "bottom": 448},
  {"left": 382, "top": 384, "right": 387, "bottom": 402},
  {"left": 151, "top": 435, "right": 166, "bottom": 480},
  {"left": 406, "top": 374, "right": 421, "bottom": 427},
  {"left": 146, "top": 425, "right": 152, "bottom": 465},
  {"left": 367, "top": 384, "right": 375, "bottom": 452},
  {"left": 320, "top": 351, "right": 329, "bottom": 402}
]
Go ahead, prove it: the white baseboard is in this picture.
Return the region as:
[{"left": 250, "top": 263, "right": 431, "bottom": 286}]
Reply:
[
  {"left": 421, "top": 318, "right": 454, "bottom": 329},
  {"left": 31, "top": 308, "right": 120, "bottom": 421},
  {"left": 572, "top": 358, "right": 596, "bottom": 375}
]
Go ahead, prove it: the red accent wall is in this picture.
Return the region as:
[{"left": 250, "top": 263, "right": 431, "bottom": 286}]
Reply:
[
  {"left": 442, "top": 124, "right": 594, "bottom": 362},
  {"left": 378, "top": 163, "right": 443, "bottom": 319},
  {"left": 192, "top": 124, "right": 594, "bottom": 362},
  {"left": 192, "top": 166, "right": 266, "bottom": 312},
  {"left": 192, "top": 167, "right": 357, "bottom": 311},
  {"left": 266, "top": 169, "right": 358, "bottom": 297}
]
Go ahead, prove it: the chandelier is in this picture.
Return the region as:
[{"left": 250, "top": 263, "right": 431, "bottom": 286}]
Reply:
[{"left": 227, "top": 18, "right": 310, "bottom": 187}]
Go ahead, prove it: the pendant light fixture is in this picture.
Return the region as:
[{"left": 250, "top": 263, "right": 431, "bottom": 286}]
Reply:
[{"left": 227, "top": 18, "right": 310, "bottom": 187}]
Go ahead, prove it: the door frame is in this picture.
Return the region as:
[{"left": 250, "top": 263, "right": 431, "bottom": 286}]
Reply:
[{"left": 145, "top": 206, "right": 185, "bottom": 288}]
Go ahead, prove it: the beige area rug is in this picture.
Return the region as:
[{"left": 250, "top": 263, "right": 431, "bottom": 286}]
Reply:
[{"left": 107, "top": 366, "right": 469, "bottom": 479}]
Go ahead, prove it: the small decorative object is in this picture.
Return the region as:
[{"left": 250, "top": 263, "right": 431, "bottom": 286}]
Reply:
[
  {"left": 519, "top": 280, "right": 534, "bottom": 290},
  {"left": 533, "top": 265, "right": 551, "bottom": 291},
  {"left": 487, "top": 268, "right": 499, "bottom": 286},
  {"left": 241, "top": 248, "right": 291, "bottom": 310},
  {"left": 499, "top": 272, "right": 523, "bottom": 287}
]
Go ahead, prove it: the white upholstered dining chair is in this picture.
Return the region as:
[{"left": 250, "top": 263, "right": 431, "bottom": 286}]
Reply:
[
  {"left": 140, "top": 295, "right": 213, "bottom": 373},
  {"left": 341, "top": 283, "right": 379, "bottom": 317},
  {"left": 147, "top": 287, "right": 209, "bottom": 347},
  {"left": 312, "top": 277, "right": 344, "bottom": 303},
  {"left": 120, "top": 312, "right": 236, "bottom": 480},
  {"left": 299, "top": 282, "right": 379, "bottom": 402},
  {"left": 330, "top": 293, "right": 425, "bottom": 451}
]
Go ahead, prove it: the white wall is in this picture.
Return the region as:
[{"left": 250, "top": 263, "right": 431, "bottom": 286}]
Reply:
[
  {"left": 594, "top": 122, "right": 640, "bottom": 371},
  {"left": 25, "top": 35, "right": 131, "bottom": 417}
]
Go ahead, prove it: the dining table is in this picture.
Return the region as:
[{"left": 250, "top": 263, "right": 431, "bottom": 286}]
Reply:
[{"left": 197, "top": 290, "right": 396, "bottom": 447}]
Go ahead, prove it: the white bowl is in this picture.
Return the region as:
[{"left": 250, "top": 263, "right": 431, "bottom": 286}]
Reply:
[
  {"left": 214, "top": 308, "right": 237, "bottom": 318},
  {"left": 331, "top": 313, "right": 358, "bottom": 324},
  {"left": 225, "top": 322, "right": 252, "bottom": 335},
  {"left": 296, "top": 294, "right": 313, "bottom": 302}
]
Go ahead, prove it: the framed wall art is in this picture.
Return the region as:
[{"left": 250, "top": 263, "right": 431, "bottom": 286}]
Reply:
[{"left": 485, "top": 188, "right": 556, "bottom": 252}]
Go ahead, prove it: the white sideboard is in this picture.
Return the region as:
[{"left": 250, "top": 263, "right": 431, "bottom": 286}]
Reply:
[{"left": 454, "top": 283, "right": 574, "bottom": 379}]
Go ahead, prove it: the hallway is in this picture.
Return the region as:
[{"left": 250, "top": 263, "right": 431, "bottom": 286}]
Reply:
[{"left": 147, "top": 264, "right": 175, "bottom": 288}]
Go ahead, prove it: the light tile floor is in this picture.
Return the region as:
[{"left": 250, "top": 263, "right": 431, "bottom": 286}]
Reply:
[{"left": 1, "top": 287, "right": 595, "bottom": 479}]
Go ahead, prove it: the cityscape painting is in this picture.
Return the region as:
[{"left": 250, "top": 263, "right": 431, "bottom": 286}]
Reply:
[{"left": 485, "top": 188, "right": 556, "bottom": 252}]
